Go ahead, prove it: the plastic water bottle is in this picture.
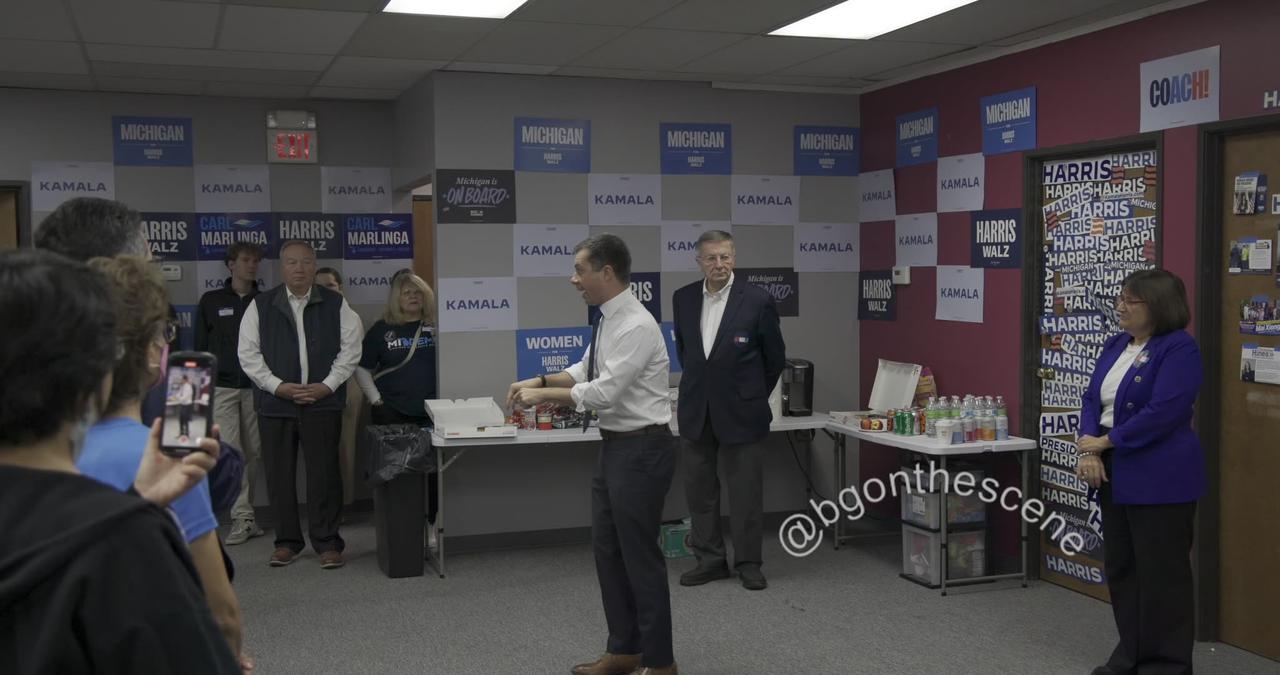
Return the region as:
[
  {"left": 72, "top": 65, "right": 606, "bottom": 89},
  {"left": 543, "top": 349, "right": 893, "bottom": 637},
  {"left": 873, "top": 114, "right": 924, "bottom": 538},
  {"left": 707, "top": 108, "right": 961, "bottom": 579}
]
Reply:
[
  {"left": 924, "top": 396, "right": 938, "bottom": 436},
  {"left": 995, "top": 412, "right": 1009, "bottom": 440},
  {"left": 962, "top": 395, "right": 975, "bottom": 419},
  {"left": 995, "top": 395, "right": 1008, "bottom": 418},
  {"left": 950, "top": 396, "right": 962, "bottom": 419},
  {"left": 979, "top": 404, "right": 996, "bottom": 441}
]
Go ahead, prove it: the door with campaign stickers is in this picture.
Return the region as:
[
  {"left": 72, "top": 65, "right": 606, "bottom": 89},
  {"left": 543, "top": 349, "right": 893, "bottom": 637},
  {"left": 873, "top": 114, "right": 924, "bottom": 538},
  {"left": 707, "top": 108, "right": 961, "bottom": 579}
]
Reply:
[{"left": 1033, "top": 146, "right": 1160, "bottom": 600}]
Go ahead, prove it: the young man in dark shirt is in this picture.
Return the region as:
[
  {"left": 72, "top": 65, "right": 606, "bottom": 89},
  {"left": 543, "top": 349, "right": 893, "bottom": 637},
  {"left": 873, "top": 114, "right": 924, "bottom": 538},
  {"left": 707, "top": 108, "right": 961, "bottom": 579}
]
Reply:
[{"left": 196, "top": 241, "right": 265, "bottom": 545}]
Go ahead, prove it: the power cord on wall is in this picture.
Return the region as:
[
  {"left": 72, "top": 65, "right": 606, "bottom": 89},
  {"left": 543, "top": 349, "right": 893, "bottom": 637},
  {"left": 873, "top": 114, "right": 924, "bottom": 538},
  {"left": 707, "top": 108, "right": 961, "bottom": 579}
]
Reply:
[{"left": 785, "top": 429, "right": 831, "bottom": 503}]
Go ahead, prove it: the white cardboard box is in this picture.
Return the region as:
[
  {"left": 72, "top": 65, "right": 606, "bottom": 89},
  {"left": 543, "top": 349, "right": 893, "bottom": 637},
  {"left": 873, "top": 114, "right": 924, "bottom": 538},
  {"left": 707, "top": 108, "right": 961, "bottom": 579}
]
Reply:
[{"left": 425, "top": 398, "right": 517, "bottom": 439}]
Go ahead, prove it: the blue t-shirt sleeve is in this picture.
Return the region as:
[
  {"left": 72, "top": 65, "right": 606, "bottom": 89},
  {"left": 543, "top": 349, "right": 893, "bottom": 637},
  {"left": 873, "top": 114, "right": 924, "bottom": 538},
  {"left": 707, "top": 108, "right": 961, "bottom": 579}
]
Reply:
[
  {"left": 360, "top": 321, "right": 383, "bottom": 370},
  {"left": 170, "top": 477, "right": 217, "bottom": 542}
]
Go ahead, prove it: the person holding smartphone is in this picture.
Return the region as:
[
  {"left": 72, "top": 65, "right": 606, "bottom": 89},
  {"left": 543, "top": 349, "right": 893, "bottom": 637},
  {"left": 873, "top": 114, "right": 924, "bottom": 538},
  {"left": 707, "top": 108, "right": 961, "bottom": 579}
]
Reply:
[
  {"left": 75, "top": 256, "right": 248, "bottom": 669},
  {"left": 0, "top": 249, "right": 239, "bottom": 674}
]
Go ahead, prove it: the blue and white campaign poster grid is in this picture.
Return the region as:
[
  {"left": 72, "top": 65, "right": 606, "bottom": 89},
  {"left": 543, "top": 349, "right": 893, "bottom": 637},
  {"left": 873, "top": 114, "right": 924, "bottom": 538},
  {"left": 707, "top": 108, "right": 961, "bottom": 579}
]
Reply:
[
  {"left": 195, "top": 213, "right": 275, "bottom": 295},
  {"left": 936, "top": 153, "right": 985, "bottom": 213},
  {"left": 513, "top": 224, "right": 589, "bottom": 277},
  {"left": 274, "top": 213, "right": 342, "bottom": 259},
  {"left": 971, "top": 209, "right": 1023, "bottom": 269},
  {"left": 794, "top": 223, "right": 858, "bottom": 272},
  {"left": 321, "top": 166, "right": 392, "bottom": 213},
  {"left": 31, "top": 161, "right": 116, "bottom": 212},
  {"left": 194, "top": 164, "right": 271, "bottom": 213},
  {"left": 660, "top": 122, "right": 731, "bottom": 175},
  {"left": 793, "top": 125, "right": 859, "bottom": 176},
  {"left": 981, "top": 87, "right": 1036, "bottom": 155},
  {"left": 516, "top": 326, "right": 592, "bottom": 379},
  {"left": 858, "top": 168, "right": 896, "bottom": 223},
  {"left": 341, "top": 213, "right": 413, "bottom": 304},
  {"left": 730, "top": 175, "right": 800, "bottom": 225},
  {"left": 112, "top": 116, "right": 193, "bottom": 166},
  {"left": 895, "top": 213, "right": 938, "bottom": 267},
  {"left": 660, "top": 221, "right": 731, "bottom": 272},
  {"left": 895, "top": 107, "right": 939, "bottom": 168},
  {"left": 142, "top": 212, "right": 198, "bottom": 262},
  {"left": 514, "top": 117, "right": 590, "bottom": 173},
  {"left": 588, "top": 173, "right": 661, "bottom": 225},
  {"left": 438, "top": 277, "right": 519, "bottom": 333},
  {"left": 936, "top": 265, "right": 984, "bottom": 323}
]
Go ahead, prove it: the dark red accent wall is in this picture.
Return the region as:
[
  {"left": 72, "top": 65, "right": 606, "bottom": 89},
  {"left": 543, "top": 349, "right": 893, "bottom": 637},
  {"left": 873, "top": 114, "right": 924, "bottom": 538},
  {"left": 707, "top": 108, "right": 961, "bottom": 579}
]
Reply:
[{"left": 856, "top": 0, "right": 1279, "bottom": 549}]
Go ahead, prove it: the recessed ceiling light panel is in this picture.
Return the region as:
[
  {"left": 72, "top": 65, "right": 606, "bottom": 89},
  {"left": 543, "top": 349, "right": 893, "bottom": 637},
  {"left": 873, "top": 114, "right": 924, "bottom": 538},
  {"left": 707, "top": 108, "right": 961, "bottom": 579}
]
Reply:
[
  {"left": 382, "top": 0, "right": 530, "bottom": 19},
  {"left": 770, "top": 0, "right": 980, "bottom": 40}
]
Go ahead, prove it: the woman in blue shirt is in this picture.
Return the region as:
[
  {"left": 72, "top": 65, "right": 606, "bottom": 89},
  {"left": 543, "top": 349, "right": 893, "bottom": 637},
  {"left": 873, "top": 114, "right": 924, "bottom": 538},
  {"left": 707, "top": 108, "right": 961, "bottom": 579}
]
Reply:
[
  {"left": 77, "top": 256, "right": 247, "bottom": 668},
  {"left": 1077, "top": 269, "right": 1204, "bottom": 675},
  {"left": 355, "top": 272, "right": 439, "bottom": 528}
]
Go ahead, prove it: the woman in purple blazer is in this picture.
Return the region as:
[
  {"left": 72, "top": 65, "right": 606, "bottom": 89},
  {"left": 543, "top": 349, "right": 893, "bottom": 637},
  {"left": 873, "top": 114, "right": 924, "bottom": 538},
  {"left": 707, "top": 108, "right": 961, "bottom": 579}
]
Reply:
[{"left": 1077, "top": 269, "right": 1205, "bottom": 675}]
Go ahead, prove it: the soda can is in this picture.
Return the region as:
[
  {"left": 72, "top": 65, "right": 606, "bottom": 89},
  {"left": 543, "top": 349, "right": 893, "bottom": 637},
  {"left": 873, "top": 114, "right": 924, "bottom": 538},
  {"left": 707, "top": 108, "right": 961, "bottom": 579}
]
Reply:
[{"left": 905, "top": 410, "right": 917, "bottom": 436}]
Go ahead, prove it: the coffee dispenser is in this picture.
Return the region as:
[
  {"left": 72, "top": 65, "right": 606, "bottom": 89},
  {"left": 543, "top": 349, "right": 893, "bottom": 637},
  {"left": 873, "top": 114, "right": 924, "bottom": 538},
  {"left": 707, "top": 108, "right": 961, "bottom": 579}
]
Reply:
[{"left": 781, "top": 358, "right": 813, "bottom": 416}]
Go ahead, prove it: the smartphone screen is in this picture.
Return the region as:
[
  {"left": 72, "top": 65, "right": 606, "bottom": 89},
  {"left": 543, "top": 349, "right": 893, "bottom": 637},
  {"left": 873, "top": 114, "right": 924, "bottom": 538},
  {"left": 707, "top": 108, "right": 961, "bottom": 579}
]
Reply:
[{"left": 162, "top": 354, "right": 215, "bottom": 454}]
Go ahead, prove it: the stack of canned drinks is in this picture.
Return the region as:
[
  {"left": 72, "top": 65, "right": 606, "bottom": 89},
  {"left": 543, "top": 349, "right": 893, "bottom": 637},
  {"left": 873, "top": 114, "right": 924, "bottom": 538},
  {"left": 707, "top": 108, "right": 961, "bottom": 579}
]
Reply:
[{"left": 921, "top": 395, "right": 1010, "bottom": 444}]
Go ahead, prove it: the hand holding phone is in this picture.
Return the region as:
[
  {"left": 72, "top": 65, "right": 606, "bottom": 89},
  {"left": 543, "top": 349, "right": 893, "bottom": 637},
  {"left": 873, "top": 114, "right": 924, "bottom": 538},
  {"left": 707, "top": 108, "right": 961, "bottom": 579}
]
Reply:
[
  {"left": 161, "top": 351, "right": 217, "bottom": 456},
  {"left": 135, "top": 418, "right": 221, "bottom": 506}
]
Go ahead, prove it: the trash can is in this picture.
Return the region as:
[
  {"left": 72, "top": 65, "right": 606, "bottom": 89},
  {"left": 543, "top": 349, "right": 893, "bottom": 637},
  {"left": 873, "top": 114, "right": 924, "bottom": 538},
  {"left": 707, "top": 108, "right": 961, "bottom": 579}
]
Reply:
[{"left": 364, "top": 424, "right": 434, "bottom": 579}]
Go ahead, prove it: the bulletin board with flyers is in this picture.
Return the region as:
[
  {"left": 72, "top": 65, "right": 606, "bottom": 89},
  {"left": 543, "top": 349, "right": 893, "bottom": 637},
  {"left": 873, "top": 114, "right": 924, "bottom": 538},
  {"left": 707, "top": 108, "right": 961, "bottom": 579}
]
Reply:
[{"left": 1027, "top": 141, "right": 1160, "bottom": 600}]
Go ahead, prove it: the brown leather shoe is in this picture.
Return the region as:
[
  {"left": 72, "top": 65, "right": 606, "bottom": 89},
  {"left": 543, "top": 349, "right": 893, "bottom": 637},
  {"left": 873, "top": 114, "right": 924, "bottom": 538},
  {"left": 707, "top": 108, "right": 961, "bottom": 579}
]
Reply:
[
  {"left": 319, "top": 550, "right": 345, "bottom": 569},
  {"left": 570, "top": 653, "right": 640, "bottom": 675},
  {"left": 627, "top": 665, "right": 678, "bottom": 675},
  {"left": 268, "top": 548, "right": 297, "bottom": 567}
]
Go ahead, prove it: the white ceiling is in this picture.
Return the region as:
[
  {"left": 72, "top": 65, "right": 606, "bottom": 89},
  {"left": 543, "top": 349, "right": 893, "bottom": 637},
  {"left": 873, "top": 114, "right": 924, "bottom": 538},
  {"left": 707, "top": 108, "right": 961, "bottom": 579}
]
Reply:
[{"left": 0, "top": 0, "right": 1195, "bottom": 100}]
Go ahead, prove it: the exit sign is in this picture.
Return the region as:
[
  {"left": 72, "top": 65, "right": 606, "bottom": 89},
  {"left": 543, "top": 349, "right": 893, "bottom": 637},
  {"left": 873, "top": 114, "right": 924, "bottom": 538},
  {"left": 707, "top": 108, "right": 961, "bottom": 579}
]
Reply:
[{"left": 268, "top": 129, "right": 318, "bottom": 163}]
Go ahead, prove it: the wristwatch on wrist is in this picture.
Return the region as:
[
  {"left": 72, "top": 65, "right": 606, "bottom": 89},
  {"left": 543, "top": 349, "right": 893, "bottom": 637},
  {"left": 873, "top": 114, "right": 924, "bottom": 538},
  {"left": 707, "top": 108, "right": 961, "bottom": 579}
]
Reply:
[{"left": 537, "top": 374, "right": 547, "bottom": 388}]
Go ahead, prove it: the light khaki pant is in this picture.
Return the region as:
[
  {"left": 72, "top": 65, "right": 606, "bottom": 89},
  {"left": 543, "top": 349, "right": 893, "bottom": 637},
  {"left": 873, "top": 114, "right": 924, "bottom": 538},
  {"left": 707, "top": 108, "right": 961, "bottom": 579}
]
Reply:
[
  {"left": 339, "top": 382, "right": 363, "bottom": 505},
  {"left": 216, "top": 387, "right": 261, "bottom": 522}
]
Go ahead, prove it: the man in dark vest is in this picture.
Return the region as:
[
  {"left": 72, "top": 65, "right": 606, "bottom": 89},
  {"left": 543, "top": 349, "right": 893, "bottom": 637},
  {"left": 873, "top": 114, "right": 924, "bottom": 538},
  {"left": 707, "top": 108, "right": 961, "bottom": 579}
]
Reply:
[
  {"left": 672, "top": 229, "right": 786, "bottom": 591},
  {"left": 238, "top": 240, "right": 362, "bottom": 569}
]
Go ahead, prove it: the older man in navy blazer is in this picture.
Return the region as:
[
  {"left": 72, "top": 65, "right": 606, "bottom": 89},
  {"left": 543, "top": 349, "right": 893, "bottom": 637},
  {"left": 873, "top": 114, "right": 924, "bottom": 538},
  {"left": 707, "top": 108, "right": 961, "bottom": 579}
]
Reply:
[{"left": 672, "top": 230, "right": 786, "bottom": 591}]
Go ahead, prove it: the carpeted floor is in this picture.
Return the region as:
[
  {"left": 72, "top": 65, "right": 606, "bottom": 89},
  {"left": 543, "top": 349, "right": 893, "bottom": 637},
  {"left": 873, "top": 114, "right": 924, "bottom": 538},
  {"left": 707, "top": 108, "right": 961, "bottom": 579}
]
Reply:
[{"left": 225, "top": 515, "right": 1278, "bottom": 675}]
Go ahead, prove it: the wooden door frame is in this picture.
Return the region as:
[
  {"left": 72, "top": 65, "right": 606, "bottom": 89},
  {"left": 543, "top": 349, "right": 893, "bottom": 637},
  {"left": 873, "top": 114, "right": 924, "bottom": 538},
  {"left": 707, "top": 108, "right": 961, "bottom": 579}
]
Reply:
[
  {"left": 1019, "top": 132, "right": 1164, "bottom": 585},
  {"left": 1193, "top": 111, "right": 1280, "bottom": 642},
  {"left": 0, "top": 181, "right": 32, "bottom": 247}
]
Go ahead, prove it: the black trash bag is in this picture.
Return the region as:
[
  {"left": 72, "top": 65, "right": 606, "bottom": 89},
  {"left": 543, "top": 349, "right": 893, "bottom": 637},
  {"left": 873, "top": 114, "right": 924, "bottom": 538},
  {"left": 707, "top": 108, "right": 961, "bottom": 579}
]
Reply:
[{"left": 364, "top": 424, "right": 435, "bottom": 486}]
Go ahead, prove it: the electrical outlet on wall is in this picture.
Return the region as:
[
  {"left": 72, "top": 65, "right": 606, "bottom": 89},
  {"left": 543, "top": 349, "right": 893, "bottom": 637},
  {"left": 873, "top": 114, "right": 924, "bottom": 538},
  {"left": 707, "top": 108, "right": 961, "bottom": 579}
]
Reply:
[{"left": 892, "top": 266, "right": 911, "bottom": 285}]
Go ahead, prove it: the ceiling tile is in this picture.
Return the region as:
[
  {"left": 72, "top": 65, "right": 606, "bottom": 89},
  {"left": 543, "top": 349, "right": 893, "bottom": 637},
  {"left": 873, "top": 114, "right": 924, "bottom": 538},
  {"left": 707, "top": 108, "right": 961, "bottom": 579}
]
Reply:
[
  {"left": 865, "top": 44, "right": 999, "bottom": 83},
  {"left": 0, "top": 40, "right": 88, "bottom": 75},
  {"left": 92, "top": 61, "right": 322, "bottom": 85},
  {"left": 778, "top": 40, "right": 968, "bottom": 79},
  {"left": 643, "top": 0, "right": 842, "bottom": 34},
  {"left": 308, "top": 85, "right": 402, "bottom": 99},
  {"left": 96, "top": 76, "right": 207, "bottom": 95},
  {"left": 205, "top": 81, "right": 314, "bottom": 98},
  {"left": 511, "top": 0, "right": 683, "bottom": 26},
  {"left": 341, "top": 14, "right": 496, "bottom": 60},
  {"left": 86, "top": 44, "right": 334, "bottom": 70},
  {"left": 219, "top": 5, "right": 369, "bottom": 54},
  {"left": 318, "top": 56, "right": 445, "bottom": 88},
  {"left": 70, "top": 0, "right": 222, "bottom": 49},
  {"left": 444, "top": 62, "right": 559, "bottom": 75},
  {"left": 0, "top": 1, "right": 78, "bottom": 41},
  {"left": 882, "top": 0, "right": 1115, "bottom": 46},
  {"left": 458, "top": 20, "right": 627, "bottom": 66},
  {"left": 220, "top": 0, "right": 384, "bottom": 9},
  {"left": 988, "top": 0, "right": 1176, "bottom": 47},
  {"left": 0, "top": 71, "right": 95, "bottom": 91},
  {"left": 750, "top": 73, "right": 852, "bottom": 87},
  {"left": 570, "top": 28, "right": 746, "bottom": 71},
  {"left": 677, "top": 36, "right": 847, "bottom": 75}
]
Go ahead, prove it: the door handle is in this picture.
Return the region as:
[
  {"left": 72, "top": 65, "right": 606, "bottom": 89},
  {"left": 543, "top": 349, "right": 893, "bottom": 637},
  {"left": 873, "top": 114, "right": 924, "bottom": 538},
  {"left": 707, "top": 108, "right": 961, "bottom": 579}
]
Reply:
[{"left": 1036, "top": 368, "right": 1056, "bottom": 380}]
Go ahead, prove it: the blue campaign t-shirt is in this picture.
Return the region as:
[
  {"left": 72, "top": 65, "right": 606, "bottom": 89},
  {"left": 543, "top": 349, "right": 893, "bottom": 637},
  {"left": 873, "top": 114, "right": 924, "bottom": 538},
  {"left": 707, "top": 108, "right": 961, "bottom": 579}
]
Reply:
[
  {"left": 77, "top": 417, "right": 218, "bottom": 543},
  {"left": 360, "top": 320, "right": 437, "bottom": 419}
]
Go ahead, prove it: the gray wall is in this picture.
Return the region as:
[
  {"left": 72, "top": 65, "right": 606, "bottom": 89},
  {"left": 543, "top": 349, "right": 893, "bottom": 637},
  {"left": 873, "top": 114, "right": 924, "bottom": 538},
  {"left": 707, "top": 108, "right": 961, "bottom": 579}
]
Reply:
[
  {"left": 431, "top": 71, "right": 862, "bottom": 537},
  {"left": 393, "top": 77, "right": 433, "bottom": 191}
]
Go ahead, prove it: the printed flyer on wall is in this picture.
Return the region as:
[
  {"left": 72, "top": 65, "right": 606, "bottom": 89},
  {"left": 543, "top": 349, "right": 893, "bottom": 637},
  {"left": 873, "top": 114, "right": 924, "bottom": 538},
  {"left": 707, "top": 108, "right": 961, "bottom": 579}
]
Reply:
[
  {"left": 1241, "top": 343, "right": 1280, "bottom": 385},
  {"left": 1239, "top": 294, "right": 1280, "bottom": 335},
  {"left": 1228, "top": 237, "right": 1272, "bottom": 274}
]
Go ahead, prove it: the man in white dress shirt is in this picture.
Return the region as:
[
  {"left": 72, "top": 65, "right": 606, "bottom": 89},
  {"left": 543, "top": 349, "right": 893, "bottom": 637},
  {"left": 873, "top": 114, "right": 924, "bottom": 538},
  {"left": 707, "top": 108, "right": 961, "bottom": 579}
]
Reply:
[
  {"left": 238, "top": 240, "right": 362, "bottom": 570},
  {"left": 507, "top": 234, "right": 678, "bottom": 675}
]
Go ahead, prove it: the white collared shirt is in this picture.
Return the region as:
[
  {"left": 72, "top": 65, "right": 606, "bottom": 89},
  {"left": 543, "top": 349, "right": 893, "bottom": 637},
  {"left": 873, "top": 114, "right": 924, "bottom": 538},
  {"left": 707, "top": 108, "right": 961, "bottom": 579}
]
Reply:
[
  {"left": 565, "top": 289, "right": 671, "bottom": 432},
  {"left": 1099, "top": 340, "right": 1146, "bottom": 428},
  {"left": 238, "top": 286, "right": 363, "bottom": 395},
  {"left": 701, "top": 272, "right": 733, "bottom": 358}
]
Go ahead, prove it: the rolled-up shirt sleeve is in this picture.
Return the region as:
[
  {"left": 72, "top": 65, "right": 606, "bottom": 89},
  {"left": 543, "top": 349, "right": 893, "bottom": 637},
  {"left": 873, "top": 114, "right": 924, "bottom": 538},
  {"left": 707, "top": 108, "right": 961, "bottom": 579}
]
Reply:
[
  {"left": 237, "top": 299, "right": 282, "bottom": 394},
  {"left": 322, "top": 299, "right": 364, "bottom": 393},
  {"left": 569, "top": 326, "right": 657, "bottom": 413}
]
